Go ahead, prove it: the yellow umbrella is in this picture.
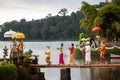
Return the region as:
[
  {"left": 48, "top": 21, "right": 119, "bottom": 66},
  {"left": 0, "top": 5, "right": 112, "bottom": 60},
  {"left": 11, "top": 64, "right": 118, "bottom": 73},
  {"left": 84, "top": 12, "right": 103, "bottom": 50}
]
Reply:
[
  {"left": 16, "top": 32, "right": 25, "bottom": 39},
  {"left": 11, "top": 32, "right": 25, "bottom": 39}
]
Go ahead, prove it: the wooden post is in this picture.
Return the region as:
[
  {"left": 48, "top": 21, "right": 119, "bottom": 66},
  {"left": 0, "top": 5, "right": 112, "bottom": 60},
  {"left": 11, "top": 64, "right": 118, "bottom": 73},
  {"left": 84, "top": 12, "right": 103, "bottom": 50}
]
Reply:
[{"left": 60, "top": 68, "right": 71, "bottom": 80}]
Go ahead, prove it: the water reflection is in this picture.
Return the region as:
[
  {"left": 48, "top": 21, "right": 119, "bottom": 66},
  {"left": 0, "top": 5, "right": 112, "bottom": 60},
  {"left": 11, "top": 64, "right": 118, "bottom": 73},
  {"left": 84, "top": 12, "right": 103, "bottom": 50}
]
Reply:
[
  {"left": 81, "top": 68, "right": 91, "bottom": 80},
  {"left": 111, "top": 59, "right": 120, "bottom": 80},
  {"left": 111, "top": 68, "right": 120, "bottom": 80},
  {"left": 75, "top": 55, "right": 120, "bottom": 80},
  {"left": 80, "top": 68, "right": 111, "bottom": 80}
]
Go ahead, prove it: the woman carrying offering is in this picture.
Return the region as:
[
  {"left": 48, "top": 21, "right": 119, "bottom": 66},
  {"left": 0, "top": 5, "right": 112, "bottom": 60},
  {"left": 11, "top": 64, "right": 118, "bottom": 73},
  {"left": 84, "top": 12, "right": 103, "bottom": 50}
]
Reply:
[
  {"left": 45, "top": 46, "right": 51, "bottom": 65},
  {"left": 99, "top": 40, "right": 107, "bottom": 65},
  {"left": 68, "top": 43, "right": 75, "bottom": 65},
  {"left": 57, "top": 43, "right": 64, "bottom": 65}
]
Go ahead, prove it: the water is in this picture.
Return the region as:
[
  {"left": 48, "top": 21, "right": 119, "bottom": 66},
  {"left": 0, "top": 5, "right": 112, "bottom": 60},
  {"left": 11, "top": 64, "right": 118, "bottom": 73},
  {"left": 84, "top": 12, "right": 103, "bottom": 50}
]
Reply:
[{"left": 0, "top": 41, "right": 120, "bottom": 80}]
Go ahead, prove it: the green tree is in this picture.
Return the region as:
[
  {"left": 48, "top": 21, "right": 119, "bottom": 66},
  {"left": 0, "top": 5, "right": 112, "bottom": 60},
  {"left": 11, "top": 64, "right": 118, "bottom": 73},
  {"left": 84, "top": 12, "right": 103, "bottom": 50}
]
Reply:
[
  {"left": 80, "top": 1, "right": 97, "bottom": 29},
  {"left": 1, "top": 8, "right": 85, "bottom": 41},
  {"left": 58, "top": 8, "right": 68, "bottom": 16},
  {"left": 112, "top": 0, "right": 120, "bottom": 5},
  {"left": 94, "top": 3, "right": 120, "bottom": 40}
]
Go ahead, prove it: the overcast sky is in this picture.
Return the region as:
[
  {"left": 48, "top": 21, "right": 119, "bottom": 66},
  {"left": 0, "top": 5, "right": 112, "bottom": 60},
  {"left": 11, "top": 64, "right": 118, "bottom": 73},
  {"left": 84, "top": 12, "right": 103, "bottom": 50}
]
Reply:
[{"left": 0, "top": 0, "right": 111, "bottom": 25}]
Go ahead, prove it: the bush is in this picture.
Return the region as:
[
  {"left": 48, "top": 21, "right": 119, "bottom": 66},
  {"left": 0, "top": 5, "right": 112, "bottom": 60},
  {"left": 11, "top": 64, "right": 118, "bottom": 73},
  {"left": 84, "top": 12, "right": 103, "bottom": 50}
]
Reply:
[{"left": 0, "top": 63, "right": 17, "bottom": 80}]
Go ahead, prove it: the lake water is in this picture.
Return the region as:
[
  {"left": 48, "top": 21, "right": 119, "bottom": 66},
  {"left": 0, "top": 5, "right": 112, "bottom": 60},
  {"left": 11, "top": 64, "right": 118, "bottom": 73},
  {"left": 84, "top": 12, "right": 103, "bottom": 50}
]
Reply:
[{"left": 0, "top": 41, "right": 120, "bottom": 80}]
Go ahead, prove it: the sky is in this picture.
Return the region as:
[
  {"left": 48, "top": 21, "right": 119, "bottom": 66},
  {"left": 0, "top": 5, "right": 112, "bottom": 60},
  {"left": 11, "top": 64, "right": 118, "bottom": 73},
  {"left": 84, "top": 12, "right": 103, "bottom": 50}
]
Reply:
[{"left": 0, "top": 0, "right": 111, "bottom": 25}]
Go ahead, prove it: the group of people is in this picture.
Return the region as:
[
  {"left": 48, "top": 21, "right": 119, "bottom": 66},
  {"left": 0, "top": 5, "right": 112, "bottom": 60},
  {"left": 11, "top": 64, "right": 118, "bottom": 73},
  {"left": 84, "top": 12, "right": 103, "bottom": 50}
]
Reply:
[
  {"left": 82, "top": 36, "right": 108, "bottom": 65},
  {"left": 11, "top": 39, "right": 24, "bottom": 56},
  {"left": 10, "top": 35, "right": 108, "bottom": 65},
  {"left": 44, "top": 37, "right": 108, "bottom": 65},
  {"left": 45, "top": 43, "right": 75, "bottom": 65}
]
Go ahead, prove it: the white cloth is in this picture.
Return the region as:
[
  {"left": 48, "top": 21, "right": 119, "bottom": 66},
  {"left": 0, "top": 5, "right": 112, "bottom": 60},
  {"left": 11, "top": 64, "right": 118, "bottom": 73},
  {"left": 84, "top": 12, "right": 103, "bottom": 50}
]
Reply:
[{"left": 85, "top": 45, "right": 91, "bottom": 63}]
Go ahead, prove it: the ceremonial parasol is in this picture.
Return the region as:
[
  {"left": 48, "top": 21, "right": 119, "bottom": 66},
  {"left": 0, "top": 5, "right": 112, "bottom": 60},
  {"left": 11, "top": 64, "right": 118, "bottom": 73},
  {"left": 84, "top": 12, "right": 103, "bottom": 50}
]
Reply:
[
  {"left": 4, "top": 29, "right": 16, "bottom": 48},
  {"left": 11, "top": 32, "right": 25, "bottom": 39},
  {"left": 91, "top": 26, "right": 101, "bottom": 32},
  {"left": 16, "top": 32, "right": 25, "bottom": 39},
  {"left": 4, "top": 29, "right": 16, "bottom": 37}
]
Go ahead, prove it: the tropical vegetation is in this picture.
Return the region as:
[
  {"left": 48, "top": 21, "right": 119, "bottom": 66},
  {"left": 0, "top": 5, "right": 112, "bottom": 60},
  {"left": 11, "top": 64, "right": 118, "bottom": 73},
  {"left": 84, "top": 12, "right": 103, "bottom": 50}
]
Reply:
[
  {"left": 0, "top": 63, "right": 17, "bottom": 80},
  {"left": 80, "top": 0, "right": 120, "bottom": 41}
]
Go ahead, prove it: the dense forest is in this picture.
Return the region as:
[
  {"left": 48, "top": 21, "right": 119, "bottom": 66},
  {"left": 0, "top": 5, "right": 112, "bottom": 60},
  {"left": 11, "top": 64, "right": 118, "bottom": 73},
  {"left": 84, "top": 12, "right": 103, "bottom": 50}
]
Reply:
[
  {"left": 1, "top": 0, "right": 119, "bottom": 41},
  {"left": 0, "top": 10, "right": 85, "bottom": 41}
]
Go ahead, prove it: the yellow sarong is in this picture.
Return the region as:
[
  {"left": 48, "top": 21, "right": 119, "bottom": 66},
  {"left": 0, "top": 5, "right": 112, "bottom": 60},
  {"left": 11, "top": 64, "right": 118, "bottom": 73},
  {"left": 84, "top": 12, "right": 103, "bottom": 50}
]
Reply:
[{"left": 70, "top": 54, "right": 75, "bottom": 64}]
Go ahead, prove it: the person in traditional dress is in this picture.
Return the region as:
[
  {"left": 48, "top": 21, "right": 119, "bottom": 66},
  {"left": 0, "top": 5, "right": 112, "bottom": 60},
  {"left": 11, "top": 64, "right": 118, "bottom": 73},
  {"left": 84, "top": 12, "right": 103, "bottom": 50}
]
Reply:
[
  {"left": 82, "top": 41, "right": 91, "bottom": 64},
  {"left": 57, "top": 43, "right": 64, "bottom": 65},
  {"left": 68, "top": 43, "right": 75, "bottom": 65},
  {"left": 99, "top": 40, "right": 107, "bottom": 65},
  {"left": 45, "top": 46, "right": 51, "bottom": 65},
  {"left": 18, "top": 42, "right": 24, "bottom": 55}
]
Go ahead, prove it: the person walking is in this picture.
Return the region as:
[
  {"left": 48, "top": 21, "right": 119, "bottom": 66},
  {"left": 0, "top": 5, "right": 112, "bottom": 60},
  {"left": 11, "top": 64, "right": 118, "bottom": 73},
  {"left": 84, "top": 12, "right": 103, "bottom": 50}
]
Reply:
[
  {"left": 45, "top": 46, "right": 51, "bottom": 65},
  {"left": 99, "top": 40, "right": 107, "bottom": 65},
  {"left": 82, "top": 41, "right": 91, "bottom": 64},
  {"left": 68, "top": 43, "right": 75, "bottom": 65},
  {"left": 57, "top": 43, "right": 64, "bottom": 65}
]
